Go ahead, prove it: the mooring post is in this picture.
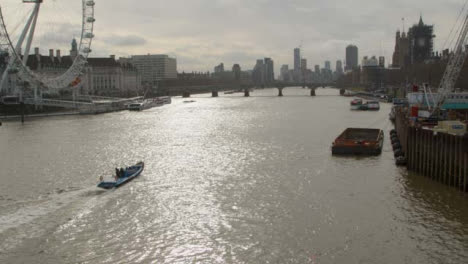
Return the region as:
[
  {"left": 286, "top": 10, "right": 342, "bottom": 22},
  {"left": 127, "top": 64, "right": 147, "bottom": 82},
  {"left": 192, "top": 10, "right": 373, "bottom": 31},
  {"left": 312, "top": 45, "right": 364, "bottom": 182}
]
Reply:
[
  {"left": 244, "top": 88, "right": 250, "bottom": 97},
  {"left": 212, "top": 90, "right": 218, "bottom": 97},
  {"left": 278, "top": 88, "right": 283, "bottom": 97},
  {"left": 310, "top": 89, "right": 316, "bottom": 96}
]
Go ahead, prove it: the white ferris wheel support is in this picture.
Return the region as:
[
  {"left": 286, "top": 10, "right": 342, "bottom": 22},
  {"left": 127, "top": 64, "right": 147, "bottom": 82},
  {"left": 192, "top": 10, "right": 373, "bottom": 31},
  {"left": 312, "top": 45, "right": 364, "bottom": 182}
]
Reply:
[{"left": 0, "top": 0, "right": 95, "bottom": 96}]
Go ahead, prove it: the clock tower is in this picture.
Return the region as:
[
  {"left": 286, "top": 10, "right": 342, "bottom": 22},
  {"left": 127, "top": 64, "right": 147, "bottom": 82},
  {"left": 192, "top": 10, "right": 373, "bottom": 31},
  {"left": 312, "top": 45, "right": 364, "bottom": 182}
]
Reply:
[{"left": 408, "top": 15, "right": 435, "bottom": 64}]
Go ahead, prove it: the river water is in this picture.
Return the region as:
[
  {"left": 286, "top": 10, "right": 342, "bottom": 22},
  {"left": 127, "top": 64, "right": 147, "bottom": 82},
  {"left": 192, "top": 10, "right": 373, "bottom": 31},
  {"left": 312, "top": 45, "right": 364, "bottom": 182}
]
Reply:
[{"left": 0, "top": 88, "right": 467, "bottom": 264}]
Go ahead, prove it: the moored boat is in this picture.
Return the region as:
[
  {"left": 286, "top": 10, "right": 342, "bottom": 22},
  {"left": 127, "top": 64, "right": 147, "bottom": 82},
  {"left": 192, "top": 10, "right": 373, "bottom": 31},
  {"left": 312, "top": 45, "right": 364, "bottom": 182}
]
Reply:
[
  {"left": 366, "top": 101, "right": 380, "bottom": 111},
  {"left": 350, "top": 99, "right": 363, "bottom": 110},
  {"left": 350, "top": 99, "right": 380, "bottom": 111},
  {"left": 332, "top": 128, "right": 384, "bottom": 155},
  {"left": 97, "top": 161, "right": 145, "bottom": 189},
  {"left": 128, "top": 102, "right": 145, "bottom": 111},
  {"left": 128, "top": 96, "right": 171, "bottom": 111}
]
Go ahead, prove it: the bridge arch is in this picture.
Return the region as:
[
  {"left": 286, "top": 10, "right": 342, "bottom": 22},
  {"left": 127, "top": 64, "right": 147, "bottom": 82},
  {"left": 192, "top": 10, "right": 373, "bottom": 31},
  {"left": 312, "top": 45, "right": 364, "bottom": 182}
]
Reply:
[{"left": 274, "top": 85, "right": 320, "bottom": 96}]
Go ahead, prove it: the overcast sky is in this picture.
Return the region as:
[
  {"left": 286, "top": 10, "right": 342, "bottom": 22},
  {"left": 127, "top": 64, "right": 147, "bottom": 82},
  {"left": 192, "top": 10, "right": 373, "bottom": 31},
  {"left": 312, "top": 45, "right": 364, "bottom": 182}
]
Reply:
[{"left": 3, "top": 0, "right": 467, "bottom": 75}]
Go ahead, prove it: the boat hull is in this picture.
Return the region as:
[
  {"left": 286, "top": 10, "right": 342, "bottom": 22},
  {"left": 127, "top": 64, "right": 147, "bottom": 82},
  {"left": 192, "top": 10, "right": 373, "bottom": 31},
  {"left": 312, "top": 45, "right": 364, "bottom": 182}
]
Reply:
[
  {"left": 331, "top": 128, "right": 384, "bottom": 156},
  {"left": 350, "top": 105, "right": 362, "bottom": 110},
  {"left": 332, "top": 145, "right": 382, "bottom": 155},
  {"left": 97, "top": 162, "right": 145, "bottom": 189}
]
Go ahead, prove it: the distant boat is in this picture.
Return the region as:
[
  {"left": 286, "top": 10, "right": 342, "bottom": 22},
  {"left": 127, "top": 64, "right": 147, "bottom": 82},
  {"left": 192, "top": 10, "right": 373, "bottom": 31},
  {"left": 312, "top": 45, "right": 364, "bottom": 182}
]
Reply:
[
  {"left": 366, "top": 101, "right": 380, "bottom": 111},
  {"left": 350, "top": 99, "right": 380, "bottom": 111},
  {"left": 97, "top": 161, "right": 144, "bottom": 189},
  {"left": 128, "top": 96, "right": 171, "bottom": 111},
  {"left": 350, "top": 99, "right": 363, "bottom": 110}
]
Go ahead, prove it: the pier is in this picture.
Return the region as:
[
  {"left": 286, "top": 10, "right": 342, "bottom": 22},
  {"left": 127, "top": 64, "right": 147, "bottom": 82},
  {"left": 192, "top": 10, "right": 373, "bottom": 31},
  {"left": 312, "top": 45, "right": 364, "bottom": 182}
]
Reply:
[{"left": 395, "top": 109, "right": 468, "bottom": 192}]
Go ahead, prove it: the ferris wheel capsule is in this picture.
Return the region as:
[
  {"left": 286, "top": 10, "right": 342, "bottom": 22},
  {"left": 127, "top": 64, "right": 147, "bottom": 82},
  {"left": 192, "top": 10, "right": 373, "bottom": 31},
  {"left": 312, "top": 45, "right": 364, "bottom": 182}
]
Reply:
[{"left": 86, "top": 1, "right": 95, "bottom": 7}]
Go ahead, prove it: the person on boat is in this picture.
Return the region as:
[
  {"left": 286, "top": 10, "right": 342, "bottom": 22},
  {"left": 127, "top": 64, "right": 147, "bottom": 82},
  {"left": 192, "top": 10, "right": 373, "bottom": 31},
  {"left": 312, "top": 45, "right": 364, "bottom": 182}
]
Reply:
[
  {"left": 115, "top": 168, "right": 120, "bottom": 179},
  {"left": 119, "top": 168, "right": 125, "bottom": 178}
]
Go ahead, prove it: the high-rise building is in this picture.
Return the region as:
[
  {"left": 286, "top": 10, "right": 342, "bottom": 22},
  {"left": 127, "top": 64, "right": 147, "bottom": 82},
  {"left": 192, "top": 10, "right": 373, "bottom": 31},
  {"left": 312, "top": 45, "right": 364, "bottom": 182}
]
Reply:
[
  {"left": 362, "top": 56, "right": 378, "bottom": 67},
  {"left": 336, "top": 60, "right": 343, "bottom": 74},
  {"left": 131, "top": 54, "right": 177, "bottom": 84},
  {"left": 253, "top": 59, "right": 265, "bottom": 86},
  {"left": 378, "top": 56, "right": 385, "bottom": 68},
  {"left": 232, "top": 64, "right": 241, "bottom": 81},
  {"left": 301, "top": 58, "right": 307, "bottom": 71},
  {"left": 280, "top": 64, "right": 289, "bottom": 81},
  {"left": 214, "top": 63, "right": 224, "bottom": 73},
  {"left": 264, "top": 57, "right": 274, "bottom": 84},
  {"left": 325, "top": 61, "right": 331, "bottom": 70},
  {"left": 408, "top": 16, "right": 434, "bottom": 64},
  {"left": 253, "top": 58, "right": 274, "bottom": 85},
  {"left": 346, "top": 45, "right": 359, "bottom": 71},
  {"left": 314, "top": 65, "right": 320, "bottom": 74},
  {"left": 294, "top": 48, "right": 301, "bottom": 71}
]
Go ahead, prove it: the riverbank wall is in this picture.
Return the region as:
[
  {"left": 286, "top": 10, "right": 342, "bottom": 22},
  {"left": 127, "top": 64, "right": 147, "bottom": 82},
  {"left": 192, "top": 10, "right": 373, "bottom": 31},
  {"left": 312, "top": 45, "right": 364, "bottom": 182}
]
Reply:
[{"left": 395, "top": 110, "right": 468, "bottom": 192}]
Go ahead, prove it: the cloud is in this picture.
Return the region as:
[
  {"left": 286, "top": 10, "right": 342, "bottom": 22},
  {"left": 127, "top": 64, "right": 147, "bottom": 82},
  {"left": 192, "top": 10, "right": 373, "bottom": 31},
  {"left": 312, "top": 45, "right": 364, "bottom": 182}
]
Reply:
[
  {"left": 102, "top": 35, "right": 147, "bottom": 47},
  {"left": 1, "top": 0, "right": 465, "bottom": 74}
]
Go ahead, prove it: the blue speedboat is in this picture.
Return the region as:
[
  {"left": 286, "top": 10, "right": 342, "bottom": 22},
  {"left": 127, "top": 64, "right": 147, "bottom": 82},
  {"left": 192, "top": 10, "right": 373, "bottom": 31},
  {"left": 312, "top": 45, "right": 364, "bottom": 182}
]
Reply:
[{"left": 97, "top": 161, "right": 144, "bottom": 189}]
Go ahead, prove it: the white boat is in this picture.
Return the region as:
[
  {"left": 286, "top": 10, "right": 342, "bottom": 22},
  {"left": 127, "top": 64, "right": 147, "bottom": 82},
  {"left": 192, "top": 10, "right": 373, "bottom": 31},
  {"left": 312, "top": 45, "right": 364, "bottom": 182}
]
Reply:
[
  {"left": 128, "top": 102, "right": 145, "bottom": 111},
  {"left": 366, "top": 101, "right": 380, "bottom": 110},
  {"left": 128, "top": 96, "right": 171, "bottom": 111}
]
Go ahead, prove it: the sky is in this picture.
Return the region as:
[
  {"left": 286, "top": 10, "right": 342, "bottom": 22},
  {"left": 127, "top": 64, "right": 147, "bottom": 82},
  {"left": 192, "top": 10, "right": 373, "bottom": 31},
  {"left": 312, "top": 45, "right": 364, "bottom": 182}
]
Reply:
[{"left": 2, "top": 0, "right": 468, "bottom": 75}]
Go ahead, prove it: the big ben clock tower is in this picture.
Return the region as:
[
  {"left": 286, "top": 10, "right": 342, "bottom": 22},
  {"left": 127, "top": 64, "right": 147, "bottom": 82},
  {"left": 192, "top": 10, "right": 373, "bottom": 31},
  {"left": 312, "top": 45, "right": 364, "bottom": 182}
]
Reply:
[{"left": 408, "top": 15, "right": 435, "bottom": 64}]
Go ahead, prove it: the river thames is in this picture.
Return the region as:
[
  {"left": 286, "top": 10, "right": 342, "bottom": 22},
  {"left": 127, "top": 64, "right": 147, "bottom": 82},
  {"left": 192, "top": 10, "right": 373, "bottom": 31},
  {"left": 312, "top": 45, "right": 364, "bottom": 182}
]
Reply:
[{"left": 0, "top": 88, "right": 467, "bottom": 264}]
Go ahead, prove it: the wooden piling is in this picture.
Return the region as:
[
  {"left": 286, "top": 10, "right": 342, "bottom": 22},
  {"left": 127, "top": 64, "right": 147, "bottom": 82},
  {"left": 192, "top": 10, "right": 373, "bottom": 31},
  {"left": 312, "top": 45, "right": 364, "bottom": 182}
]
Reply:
[
  {"left": 423, "top": 131, "right": 428, "bottom": 176},
  {"left": 463, "top": 151, "right": 468, "bottom": 192},
  {"left": 410, "top": 128, "right": 415, "bottom": 171},
  {"left": 431, "top": 132, "right": 436, "bottom": 180},
  {"left": 457, "top": 137, "right": 462, "bottom": 190},
  {"left": 394, "top": 109, "right": 467, "bottom": 192},
  {"left": 444, "top": 134, "right": 449, "bottom": 185},
  {"left": 419, "top": 130, "right": 424, "bottom": 174}
]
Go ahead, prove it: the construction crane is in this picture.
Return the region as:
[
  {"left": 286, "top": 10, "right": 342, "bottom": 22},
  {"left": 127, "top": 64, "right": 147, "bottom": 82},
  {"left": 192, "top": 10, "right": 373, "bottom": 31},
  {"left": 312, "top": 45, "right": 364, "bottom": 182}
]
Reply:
[{"left": 434, "top": 9, "right": 468, "bottom": 116}]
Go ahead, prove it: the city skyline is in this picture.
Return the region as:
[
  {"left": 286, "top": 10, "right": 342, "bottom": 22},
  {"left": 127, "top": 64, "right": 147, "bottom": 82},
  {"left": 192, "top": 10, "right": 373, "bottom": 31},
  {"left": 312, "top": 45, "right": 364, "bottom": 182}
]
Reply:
[{"left": 1, "top": 0, "right": 464, "bottom": 74}]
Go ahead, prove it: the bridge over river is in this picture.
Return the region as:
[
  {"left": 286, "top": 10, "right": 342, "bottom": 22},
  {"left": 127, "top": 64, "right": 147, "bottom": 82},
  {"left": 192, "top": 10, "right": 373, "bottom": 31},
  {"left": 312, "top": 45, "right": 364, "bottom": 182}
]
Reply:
[{"left": 168, "top": 81, "right": 335, "bottom": 98}]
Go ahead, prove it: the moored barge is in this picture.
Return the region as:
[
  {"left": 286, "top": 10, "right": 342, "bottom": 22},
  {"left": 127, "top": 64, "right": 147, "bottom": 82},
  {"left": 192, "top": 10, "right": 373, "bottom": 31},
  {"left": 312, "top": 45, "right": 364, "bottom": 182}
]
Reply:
[{"left": 332, "top": 128, "right": 384, "bottom": 155}]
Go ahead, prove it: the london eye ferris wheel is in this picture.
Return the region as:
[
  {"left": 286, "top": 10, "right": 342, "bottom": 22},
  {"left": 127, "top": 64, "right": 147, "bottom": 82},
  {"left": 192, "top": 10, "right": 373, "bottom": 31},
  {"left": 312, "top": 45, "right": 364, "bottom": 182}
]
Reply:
[{"left": 0, "top": 0, "right": 95, "bottom": 95}]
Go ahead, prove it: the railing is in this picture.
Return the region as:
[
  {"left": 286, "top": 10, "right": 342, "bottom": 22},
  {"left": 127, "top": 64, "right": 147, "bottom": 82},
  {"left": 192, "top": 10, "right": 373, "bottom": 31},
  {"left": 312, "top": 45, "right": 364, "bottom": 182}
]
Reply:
[{"left": 23, "top": 98, "right": 93, "bottom": 108}]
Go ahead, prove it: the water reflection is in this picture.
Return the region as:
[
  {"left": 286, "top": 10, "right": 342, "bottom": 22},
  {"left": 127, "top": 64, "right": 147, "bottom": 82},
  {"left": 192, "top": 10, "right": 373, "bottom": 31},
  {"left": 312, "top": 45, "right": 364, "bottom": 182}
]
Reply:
[{"left": 397, "top": 171, "right": 468, "bottom": 262}]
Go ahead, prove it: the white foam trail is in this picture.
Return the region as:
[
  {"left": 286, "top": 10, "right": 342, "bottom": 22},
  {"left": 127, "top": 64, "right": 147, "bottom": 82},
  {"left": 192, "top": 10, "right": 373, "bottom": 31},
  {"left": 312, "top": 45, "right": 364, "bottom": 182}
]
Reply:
[{"left": 0, "top": 187, "right": 97, "bottom": 234}]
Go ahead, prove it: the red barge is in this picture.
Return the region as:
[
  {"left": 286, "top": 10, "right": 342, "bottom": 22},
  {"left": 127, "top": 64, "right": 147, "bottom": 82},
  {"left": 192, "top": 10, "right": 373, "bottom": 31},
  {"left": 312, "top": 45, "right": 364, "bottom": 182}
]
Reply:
[{"left": 332, "top": 128, "right": 384, "bottom": 155}]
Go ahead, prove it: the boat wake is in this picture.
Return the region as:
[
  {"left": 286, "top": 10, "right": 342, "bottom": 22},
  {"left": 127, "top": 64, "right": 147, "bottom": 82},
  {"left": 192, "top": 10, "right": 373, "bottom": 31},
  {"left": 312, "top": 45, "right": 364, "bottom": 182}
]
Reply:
[{"left": 0, "top": 186, "right": 100, "bottom": 234}]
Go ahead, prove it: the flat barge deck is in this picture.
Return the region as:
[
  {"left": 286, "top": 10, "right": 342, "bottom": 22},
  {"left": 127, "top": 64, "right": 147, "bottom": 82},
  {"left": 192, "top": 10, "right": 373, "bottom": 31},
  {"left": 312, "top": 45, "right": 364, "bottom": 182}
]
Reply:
[{"left": 332, "top": 128, "right": 384, "bottom": 155}]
